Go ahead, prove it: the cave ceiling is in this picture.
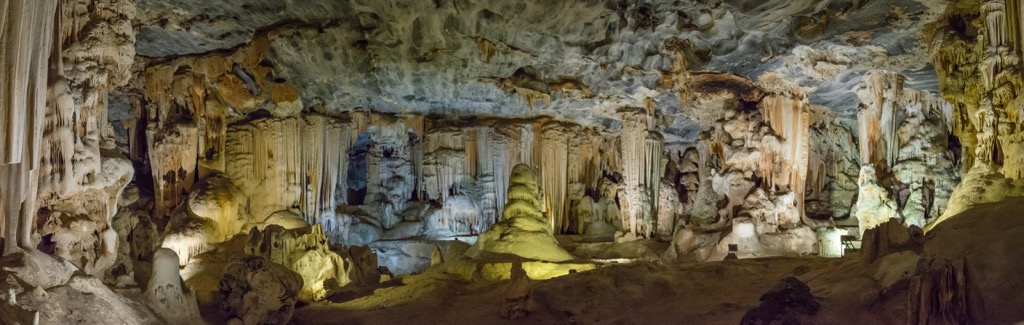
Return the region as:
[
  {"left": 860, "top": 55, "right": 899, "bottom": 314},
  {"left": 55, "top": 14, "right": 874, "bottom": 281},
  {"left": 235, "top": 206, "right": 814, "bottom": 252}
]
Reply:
[{"left": 131, "top": 0, "right": 947, "bottom": 144}]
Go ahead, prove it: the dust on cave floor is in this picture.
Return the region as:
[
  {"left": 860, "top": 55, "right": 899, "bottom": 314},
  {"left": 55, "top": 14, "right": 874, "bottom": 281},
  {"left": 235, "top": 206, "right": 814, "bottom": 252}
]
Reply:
[{"left": 287, "top": 254, "right": 905, "bottom": 325}]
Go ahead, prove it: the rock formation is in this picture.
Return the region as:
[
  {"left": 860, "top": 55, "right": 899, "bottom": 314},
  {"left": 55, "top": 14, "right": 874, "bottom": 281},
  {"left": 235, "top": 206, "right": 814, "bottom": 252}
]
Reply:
[
  {"left": 501, "top": 259, "right": 534, "bottom": 320},
  {"left": 466, "top": 164, "right": 574, "bottom": 262},
  {"left": 146, "top": 248, "right": 202, "bottom": 324},
  {"left": 219, "top": 255, "right": 303, "bottom": 325},
  {"left": 245, "top": 225, "right": 352, "bottom": 302},
  {"left": 7, "top": 0, "right": 1024, "bottom": 323}
]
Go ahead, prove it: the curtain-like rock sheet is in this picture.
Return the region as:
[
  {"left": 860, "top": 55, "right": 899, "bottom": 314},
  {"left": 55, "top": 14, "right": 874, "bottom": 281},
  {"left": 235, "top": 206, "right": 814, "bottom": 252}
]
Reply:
[
  {"left": 0, "top": 0, "right": 59, "bottom": 254},
  {"left": 540, "top": 122, "right": 570, "bottom": 233},
  {"left": 856, "top": 71, "right": 904, "bottom": 173},
  {"left": 760, "top": 91, "right": 811, "bottom": 218},
  {"left": 422, "top": 127, "right": 468, "bottom": 203},
  {"left": 225, "top": 115, "right": 353, "bottom": 225},
  {"left": 301, "top": 115, "right": 351, "bottom": 223},
  {"left": 618, "top": 107, "right": 664, "bottom": 238}
]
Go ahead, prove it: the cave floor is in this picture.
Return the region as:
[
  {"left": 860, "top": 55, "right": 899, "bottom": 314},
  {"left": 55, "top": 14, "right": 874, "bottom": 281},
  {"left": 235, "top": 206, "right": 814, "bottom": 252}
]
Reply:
[{"left": 289, "top": 254, "right": 905, "bottom": 325}]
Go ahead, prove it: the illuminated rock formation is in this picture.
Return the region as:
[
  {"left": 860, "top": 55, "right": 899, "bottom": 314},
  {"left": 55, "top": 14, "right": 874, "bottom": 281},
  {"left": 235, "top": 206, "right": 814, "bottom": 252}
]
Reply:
[
  {"left": 618, "top": 108, "right": 664, "bottom": 238},
  {"left": 665, "top": 73, "right": 821, "bottom": 261},
  {"left": 4, "top": 0, "right": 1017, "bottom": 322},
  {"left": 245, "top": 225, "right": 352, "bottom": 302},
  {"left": 853, "top": 71, "right": 959, "bottom": 227},
  {"left": 147, "top": 248, "right": 202, "bottom": 324},
  {"left": 854, "top": 165, "right": 900, "bottom": 236},
  {"left": 467, "top": 164, "right": 574, "bottom": 262}
]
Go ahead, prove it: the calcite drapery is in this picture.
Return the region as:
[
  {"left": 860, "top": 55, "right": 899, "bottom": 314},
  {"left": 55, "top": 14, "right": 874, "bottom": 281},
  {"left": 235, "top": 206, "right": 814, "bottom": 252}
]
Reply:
[
  {"left": 853, "top": 70, "right": 960, "bottom": 227},
  {"left": 225, "top": 115, "right": 353, "bottom": 225},
  {"left": 618, "top": 107, "right": 664, "bottom": 239},
  {"left": 759, "top": 89, "right": 811, "bottom": 218},
  {"left": 0, "top": 0, "right": 60, "bottom": 255},
  {"left": 540, "top": 122, "right": 570, "bottom": 234},
  {"left": 857, "top": 71, "right": 905, "bottom": 173}
]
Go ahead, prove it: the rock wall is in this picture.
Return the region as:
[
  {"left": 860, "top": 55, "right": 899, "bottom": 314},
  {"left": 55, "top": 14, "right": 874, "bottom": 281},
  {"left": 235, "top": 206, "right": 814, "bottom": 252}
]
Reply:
[
  {"left": 928, "top": 0, "right": 1024, "bottom": 225},
  {"left": 853, "top": 71, "right": 960, "bottom": 228},
  {"left": 662, "top": 73, "right": 823, "bottom": 262}
]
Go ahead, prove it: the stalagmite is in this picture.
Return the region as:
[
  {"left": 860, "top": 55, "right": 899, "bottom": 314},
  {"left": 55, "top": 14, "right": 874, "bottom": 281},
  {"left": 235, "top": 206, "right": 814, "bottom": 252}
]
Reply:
[
  {"left": 467, "top": 164, "right": 574, "bottom": 262},
  {"left": 147, "top": 248, "right": 202, "bottom": 324}
]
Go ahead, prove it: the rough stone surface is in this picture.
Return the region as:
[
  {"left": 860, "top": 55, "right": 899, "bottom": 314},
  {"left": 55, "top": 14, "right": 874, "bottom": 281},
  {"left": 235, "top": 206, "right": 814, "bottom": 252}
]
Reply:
[
  {"left": 219, "top": 256, "right": 303, "bottom": 325},
  {"left": 740, "top": 277, "right": 820, "bottom": 325}
]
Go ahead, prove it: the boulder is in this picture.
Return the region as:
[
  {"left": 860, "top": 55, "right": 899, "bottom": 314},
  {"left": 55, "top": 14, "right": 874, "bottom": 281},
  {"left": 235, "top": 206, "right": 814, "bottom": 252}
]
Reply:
[{"left": 219, "top": 256, "right": 303, "bottom": 325}]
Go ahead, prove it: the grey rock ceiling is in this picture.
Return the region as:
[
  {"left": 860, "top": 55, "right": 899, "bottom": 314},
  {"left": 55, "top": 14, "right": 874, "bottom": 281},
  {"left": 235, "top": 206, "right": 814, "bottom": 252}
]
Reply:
[{"left": 133, "top": 0, "right": 945, "bottom": 143}]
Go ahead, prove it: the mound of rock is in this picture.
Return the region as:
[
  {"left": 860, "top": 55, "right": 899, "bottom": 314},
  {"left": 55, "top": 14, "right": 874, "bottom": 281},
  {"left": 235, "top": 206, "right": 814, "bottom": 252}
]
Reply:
[
  {"left": 219, "top": 256, "right": 303, "bottom": 325},
  {"left": 466, "top": 164, "right": 574, "bottom": 262}
]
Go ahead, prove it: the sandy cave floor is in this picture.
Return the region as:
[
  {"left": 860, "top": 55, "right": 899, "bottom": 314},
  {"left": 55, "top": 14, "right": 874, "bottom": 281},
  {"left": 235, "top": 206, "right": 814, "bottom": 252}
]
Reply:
[{"left": 288, "top": 254, "right": 904, "bottom": 325}]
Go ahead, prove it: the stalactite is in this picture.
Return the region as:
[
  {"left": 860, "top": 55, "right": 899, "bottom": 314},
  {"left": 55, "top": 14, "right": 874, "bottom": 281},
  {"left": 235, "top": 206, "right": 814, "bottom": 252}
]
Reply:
[
  {"left": 489, "top": 124, "right": 523, "bottom": 222},
  {"left": 856, "top": 71, "right": 905, "bottom": 173},
  {"left": 540, "top": 122, "right": 570, "bottom": 233},
  {"left": 466, "top": 127, "right": 478, "bottom": 179},
  {"left": 520, "top": 123, "right": 535, "bottom": 166},
  {"left": 644, "top": 131, "right": 664, "bottom": 237},
  {"left": 423, "top": 128, "right": 467, "bottom": 202},
  {"left": 198, "top": 98, "right": 227, "bottom": 176},
  {"left": 225, "top": 116, "right": 353, "bottom": 223},
  {"left": 476, "top": 37, "right": 498, "bottom": 63},
  {"left": 618, "top": 107, "right": 662, "bottom": 238},
  {"left": 301, "top": 115, "right": 351, "bottom": 224},
  {"left": 474, "top": 127, "right": 498, "bottom": 226},
  {"left": 984, "top": 0, "right": 1009, "bottom": 49},
  {"left": 760, "top": 92, "right": 811, "bottom": 218},
  {"left": 566, "top": 131, "right": 591, "bottom": 233}
]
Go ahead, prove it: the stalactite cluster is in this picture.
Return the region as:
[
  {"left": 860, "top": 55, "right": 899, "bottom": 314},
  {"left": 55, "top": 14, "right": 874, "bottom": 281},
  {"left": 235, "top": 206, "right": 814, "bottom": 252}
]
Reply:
[
  {"left": 419, "top": 119, "right": 611, "bottom": 236},
  {"left": 141, "top": 34, "right": 302, "bottom": 219},
  {"left": 225, "top": 115, "right": 353, "bottom": 226},
  {"left": 854, "top": 70, "right": 960, "bottom": 227},
  {"left": 931, "top": 0, "right": 1024, "bottom": 175}
]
